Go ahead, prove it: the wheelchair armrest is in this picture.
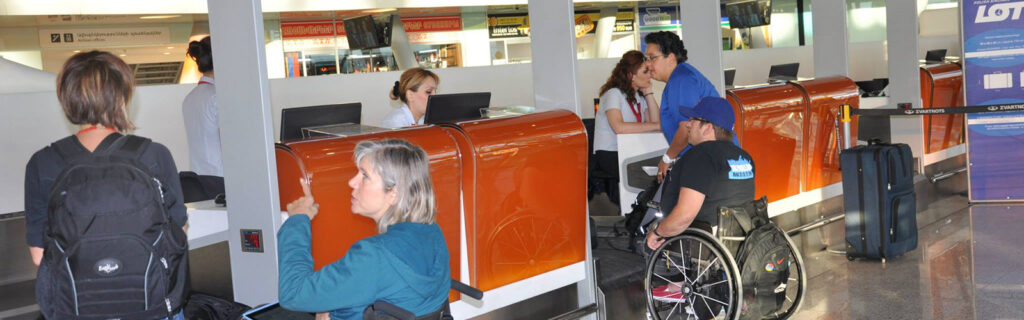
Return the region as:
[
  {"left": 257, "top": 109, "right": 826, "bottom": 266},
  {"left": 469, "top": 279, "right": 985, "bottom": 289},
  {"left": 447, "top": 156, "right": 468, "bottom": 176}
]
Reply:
[
  {"left": 368, "top": 301, "right": 417, "bottom": 320},
  {"left": 451, "top": 280, "right": 484, "bottom": 300}
]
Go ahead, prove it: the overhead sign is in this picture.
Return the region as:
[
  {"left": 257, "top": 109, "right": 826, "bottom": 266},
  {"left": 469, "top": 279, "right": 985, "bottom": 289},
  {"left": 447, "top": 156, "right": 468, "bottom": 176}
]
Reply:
[
  {"left": 282, "top": 16, "right": 462, "bottom": 39},
  {"left": 961, "top": 0, "right": 1024, "bottom": 202},
  {"left": 38, "top": 27, "right": 170, "bottom": 48},
  {"left": 488, "top": 12, "right": 634, "bottom": 39}
]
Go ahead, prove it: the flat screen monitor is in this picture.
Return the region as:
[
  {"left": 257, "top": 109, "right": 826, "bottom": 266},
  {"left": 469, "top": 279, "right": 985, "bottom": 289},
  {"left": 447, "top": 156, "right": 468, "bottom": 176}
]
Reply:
[
  {"left": 725, "top": 0, "right": 772, "bottom": 29},
  {"left": 280, "top": 103, "right": 362, "bottom": 141},
  {"left": 343, "top": 15, "right": 392, "bottom": 50},
  {"left": 424, "top": 93, "right": 492, "bottom": 124},
  {"left": 724, "top": 68, "right": 737, "bottom": 87},
  {"left": 768, "top": 62, "right": 799, "bottom": 81},
  {"left": 925, "top": 49, "right": 947, "bottom": 63}
]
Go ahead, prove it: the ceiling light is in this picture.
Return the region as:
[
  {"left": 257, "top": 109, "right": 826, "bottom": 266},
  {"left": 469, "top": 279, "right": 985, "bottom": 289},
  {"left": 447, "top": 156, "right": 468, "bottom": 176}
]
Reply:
[
  {"left": 73, "top": 50, "right": 81, "bottom": 53},
  {"left": 139, "top": 15, "right": 182, "bottom": 20},
  {"left": 363, "top": 8, "right": 396, "bottom": 13},
  {"left": 166, "top": 46, "right": 174, "bottom": 49},
  {"left": 119, "top": 54, "right": 127, "bottom": 57},
  {"left": 163, "top": 52, "right": 171, "bottom": 55}
]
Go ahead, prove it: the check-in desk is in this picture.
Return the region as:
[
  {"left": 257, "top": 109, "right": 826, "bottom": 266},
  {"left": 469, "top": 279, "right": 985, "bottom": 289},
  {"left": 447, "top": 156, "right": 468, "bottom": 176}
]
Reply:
[
  {"left": 791, "top": 77, "right": 860, "bottom": 191},
  {"left": 920, "top": 63, "right": 965, "bottom": 154},
  {"left": 274, "top": 110, "right": 588, "bottom": 306},
  {"left": 614, "top": 133, "right": 667, "bottom": 216},
  {"left": 727, "top": 82, "right": 806, "bottom": 201}
]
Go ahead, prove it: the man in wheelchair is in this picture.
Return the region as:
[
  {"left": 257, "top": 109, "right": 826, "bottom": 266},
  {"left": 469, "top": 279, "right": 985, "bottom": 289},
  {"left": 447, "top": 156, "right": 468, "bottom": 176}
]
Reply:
[
  {"left": 644, "top": 96, "right": 752, "bottom": 255},
  {"left": 643, "top": 97, "right": 753, "bottom": 316},
  {"left": 641, "top": 98, "right": 804, "bottom": 320}
]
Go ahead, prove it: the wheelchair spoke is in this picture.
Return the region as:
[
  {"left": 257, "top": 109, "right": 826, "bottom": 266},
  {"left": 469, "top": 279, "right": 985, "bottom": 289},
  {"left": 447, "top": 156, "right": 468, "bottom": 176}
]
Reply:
[
  {"left": 696, "top": 279, "right": 729, "bottom": 290},
  {"left": 694, "top": 257, "right": 719, "bottom": 282},
  {"left": 664, "top": 250, "right": 693, "bottom": 285},
  {"left": 692, "top": 292, "right": 728, "bottom": 307},
  {"left": 699, "top": 294, "right": 717, "bottom": 319}
]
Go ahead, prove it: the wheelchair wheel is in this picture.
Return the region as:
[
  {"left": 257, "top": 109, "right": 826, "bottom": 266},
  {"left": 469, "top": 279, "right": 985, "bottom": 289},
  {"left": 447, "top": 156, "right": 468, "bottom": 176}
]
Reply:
[
  {"left": 763, "top": 227, "right": 807, "bottom": 320},
  {"left": 645, "top": 229, "right": 742, "bottom": 320}
]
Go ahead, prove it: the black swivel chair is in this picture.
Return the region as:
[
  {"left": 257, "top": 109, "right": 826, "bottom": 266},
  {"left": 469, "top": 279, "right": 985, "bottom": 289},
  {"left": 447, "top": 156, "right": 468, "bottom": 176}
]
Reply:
[{"left": 179, "top": 171, "right": 225, "bottom": 203}]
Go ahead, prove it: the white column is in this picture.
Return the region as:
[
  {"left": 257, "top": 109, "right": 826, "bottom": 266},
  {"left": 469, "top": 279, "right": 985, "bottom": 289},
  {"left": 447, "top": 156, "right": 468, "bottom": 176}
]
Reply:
[
  {"left": 812, "top": 0, "right": 850, "bottom": 77},
  {"left": 460, "top": 10, "right": 492, "bottom": 67},
  {"left": 594, "top": 6, "right": 618, "bottom": 59},
  {"left": 528, "top": 0, "right": 581, "bottom": 113},
  {"left": 390, "top": 15, "right": 420, "bottom": 70},
  {"left": 886, "top": 0, "right": 926, "bottom": 161},
  {"left": 680, "top": 0, "right": 726, "bottom": 96},
  {"left": 527, "top": 1, "right": 594, "bottom": 318},
  {"left": 206, "top": 0, "right": 281, "bottom": 305}
]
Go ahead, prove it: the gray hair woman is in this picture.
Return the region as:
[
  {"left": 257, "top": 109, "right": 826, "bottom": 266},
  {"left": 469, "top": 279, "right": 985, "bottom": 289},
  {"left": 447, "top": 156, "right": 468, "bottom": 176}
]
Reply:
[{"left": 278, "top": 139, "right": 451, "bottom": 320}]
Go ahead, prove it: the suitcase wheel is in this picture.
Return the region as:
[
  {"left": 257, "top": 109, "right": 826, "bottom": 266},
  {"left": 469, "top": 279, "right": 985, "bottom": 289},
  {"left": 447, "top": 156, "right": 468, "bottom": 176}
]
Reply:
[{"left": 846, "top": 255, "right": 855, "bottom": 262}]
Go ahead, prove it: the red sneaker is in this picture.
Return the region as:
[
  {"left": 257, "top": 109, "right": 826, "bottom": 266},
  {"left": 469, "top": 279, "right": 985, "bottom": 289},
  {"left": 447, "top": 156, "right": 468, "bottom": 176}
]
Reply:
[{"left": 651, "top": 283, "right": 686, "bottom": 303}]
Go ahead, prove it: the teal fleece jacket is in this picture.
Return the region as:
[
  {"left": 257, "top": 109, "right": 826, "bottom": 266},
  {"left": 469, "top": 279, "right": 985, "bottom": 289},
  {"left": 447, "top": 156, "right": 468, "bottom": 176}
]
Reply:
[{"left": 277, "top": 215, "right": 450, "bottom": 320}]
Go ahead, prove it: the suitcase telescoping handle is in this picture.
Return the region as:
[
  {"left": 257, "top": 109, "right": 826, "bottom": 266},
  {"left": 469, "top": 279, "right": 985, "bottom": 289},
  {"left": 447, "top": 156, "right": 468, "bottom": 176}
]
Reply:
[{"left": 838, "top": 104, "right": 853, "bottom": 150}]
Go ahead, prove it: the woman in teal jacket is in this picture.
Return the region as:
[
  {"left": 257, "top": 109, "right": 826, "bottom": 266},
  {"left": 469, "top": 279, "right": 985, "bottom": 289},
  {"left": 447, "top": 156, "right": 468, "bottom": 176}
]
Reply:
[{"left": 278, "top": 139, "right": 450, "bottom": 320}]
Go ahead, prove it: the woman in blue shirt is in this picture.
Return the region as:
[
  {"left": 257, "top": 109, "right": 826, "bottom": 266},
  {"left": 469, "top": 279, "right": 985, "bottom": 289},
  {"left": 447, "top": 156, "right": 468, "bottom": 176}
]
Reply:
[{"left": 278, "top": 139, "right": 450, "bottom": 320}]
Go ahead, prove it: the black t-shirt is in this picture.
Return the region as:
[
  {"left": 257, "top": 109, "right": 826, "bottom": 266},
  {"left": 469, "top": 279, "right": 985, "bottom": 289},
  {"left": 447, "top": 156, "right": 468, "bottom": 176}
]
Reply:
[
  {"left": 24, "top": 133, "right": 187, "bottom": 248},
  {"left": 660, "top": 140, "right": 755, "bottom": 227}
]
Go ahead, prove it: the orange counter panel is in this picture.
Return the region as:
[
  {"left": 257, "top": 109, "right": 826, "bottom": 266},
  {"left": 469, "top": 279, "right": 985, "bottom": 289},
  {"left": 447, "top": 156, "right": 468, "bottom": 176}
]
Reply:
[
  {"left": 727, "top": 83, "right": 805, "bottom": 202},
  {"left": 792, "top": 77, "right": 860, "bottom": 191},
  {"left": 920, "top": 63, "right": 965, "bottom": 154},
  {"left": 275, "top": 127, "right": 464, "bottom": 300},
  {"left": 453, "top": 110, "right": 588, "bottom": 292}
]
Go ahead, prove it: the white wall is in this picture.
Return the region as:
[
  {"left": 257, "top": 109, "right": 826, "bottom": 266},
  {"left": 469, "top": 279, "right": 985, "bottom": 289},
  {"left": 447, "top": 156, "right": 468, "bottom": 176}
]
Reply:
[{"left": 722, "top": 45, "right": 816, "bottom": 86}]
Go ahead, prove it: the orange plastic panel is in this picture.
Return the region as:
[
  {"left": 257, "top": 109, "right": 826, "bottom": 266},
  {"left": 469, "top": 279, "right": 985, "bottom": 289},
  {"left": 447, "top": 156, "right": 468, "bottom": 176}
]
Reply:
[
  {"left": 791, "top": 77, "right": 860, "bottom": 191},
  {"left": 921, "top": 63, "right": 965, "bottom": 154},
  {"left": 275, "top": 126, "right": 463, "bottom": 301},
  {"left": 727, "top": 83, "right": 805, "bottom": 201},
  {"left": 453, "top": 110, "right": 588, "bottom": 292}
]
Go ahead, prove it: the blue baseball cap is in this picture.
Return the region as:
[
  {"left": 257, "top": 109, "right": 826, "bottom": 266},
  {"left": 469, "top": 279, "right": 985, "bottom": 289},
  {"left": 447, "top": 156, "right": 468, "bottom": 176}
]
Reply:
[{"left": 679, "top": 97, "right": 735, "bottom": 131}]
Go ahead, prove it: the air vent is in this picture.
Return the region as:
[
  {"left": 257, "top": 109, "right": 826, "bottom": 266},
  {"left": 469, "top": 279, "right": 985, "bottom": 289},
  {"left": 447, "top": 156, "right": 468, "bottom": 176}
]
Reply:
[{"left": 129, "top": 62, "right": 183, "bottom": 86}]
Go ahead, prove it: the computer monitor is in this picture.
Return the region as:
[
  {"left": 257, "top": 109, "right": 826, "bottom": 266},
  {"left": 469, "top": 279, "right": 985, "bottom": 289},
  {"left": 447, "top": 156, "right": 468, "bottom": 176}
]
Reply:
[
  {"left": 925, "top": 49, "right": 947, "bottom": 63},
  {"left": 424, "top": 92, "right": 491, "bottom": 124},
  {"left": 768, "top": 63, "right": 799, "bottom": 81},
  {"left": 280, "top": 103, "right": 362, "bottom": 141},
  {"left": 724, "top": 68, "right": 737, "bottom": 87}
]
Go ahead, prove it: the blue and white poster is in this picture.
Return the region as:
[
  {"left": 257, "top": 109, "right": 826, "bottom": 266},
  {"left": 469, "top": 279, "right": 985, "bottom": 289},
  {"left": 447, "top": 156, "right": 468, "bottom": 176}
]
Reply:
[
  {"left": 962, "top": 0, "right": 1024, "bottom": 201},
  {"left": 638, "top": 6, "right": 681, "bottom": 53}
]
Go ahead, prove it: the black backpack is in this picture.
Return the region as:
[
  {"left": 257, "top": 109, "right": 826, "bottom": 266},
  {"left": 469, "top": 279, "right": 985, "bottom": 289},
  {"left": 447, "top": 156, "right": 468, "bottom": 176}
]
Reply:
[
  {"left": 38, "top": 134, "right": 189, "bottom": 320},
  {"left": 734, "top": 224, "right": 792, "bottom": 320}
]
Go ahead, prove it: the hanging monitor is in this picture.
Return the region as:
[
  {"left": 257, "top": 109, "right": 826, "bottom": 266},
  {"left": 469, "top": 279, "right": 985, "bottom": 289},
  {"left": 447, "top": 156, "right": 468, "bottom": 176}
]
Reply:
[
  {"left": 724, "top": 0, "right": 772, "bottom": 29},
  {"left": 343, "top": 15, "right": 393, "bottom": 50}
]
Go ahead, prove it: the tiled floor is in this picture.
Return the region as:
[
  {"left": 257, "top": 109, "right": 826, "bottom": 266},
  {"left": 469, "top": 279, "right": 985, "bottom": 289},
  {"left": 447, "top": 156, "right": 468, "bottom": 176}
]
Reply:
[{"left": 796, "top": 201, "right": 1024, "bottom": 320}]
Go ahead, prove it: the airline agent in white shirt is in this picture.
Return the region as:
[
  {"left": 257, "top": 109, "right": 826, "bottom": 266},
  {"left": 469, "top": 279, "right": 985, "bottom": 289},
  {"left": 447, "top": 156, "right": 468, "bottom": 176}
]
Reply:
[
  {"left": 182, "top": 36, "right": 223, "bottom": 177},
  {"left": 381, "top": 68, "right": 438, "bottom": 128}
]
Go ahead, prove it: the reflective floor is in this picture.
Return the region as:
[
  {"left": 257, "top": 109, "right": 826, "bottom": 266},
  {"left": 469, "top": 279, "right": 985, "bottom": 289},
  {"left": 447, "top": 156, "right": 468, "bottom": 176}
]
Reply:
[{"left": 797, "top": 201, "right": 1024, "bottom": 319}]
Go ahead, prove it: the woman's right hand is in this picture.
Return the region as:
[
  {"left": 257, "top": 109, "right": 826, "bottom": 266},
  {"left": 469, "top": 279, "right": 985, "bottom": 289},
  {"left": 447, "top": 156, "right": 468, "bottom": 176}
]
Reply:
[{"left": 286, "top": 179, "right": 319, "bottom": 220}]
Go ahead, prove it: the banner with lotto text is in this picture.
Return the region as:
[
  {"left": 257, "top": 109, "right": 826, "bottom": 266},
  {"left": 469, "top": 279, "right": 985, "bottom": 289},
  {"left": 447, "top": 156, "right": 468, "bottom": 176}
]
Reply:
[{"left": 962, "top": 0, "right": 1024, "bottom": 201}]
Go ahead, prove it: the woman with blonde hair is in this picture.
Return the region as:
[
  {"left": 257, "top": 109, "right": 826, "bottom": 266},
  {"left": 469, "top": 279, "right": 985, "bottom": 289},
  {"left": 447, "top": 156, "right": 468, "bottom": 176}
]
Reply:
[
  {"left": 278, "top": 139, "right": 450, "bottom": 320},
  {"left": 381, "top": 68, "right": 439, "bottom": 127}
]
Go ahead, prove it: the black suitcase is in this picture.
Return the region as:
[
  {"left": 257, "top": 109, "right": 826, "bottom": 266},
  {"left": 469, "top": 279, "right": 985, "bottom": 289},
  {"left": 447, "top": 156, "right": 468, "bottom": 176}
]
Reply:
[{"left": 840, "top": 141, "right": 918, "bottom": 261}]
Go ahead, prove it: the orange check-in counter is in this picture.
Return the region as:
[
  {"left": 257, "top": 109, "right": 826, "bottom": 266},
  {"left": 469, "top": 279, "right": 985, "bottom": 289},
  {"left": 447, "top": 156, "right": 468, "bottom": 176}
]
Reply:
[
  {"left": 726, "top": 76, "right": 860, "bottom": 201},
  {"left": 275, "top": 110, "right": 588, "bottom": 297},
  {"left": 791, "top": 77, "right": 860, "bottom": 191},
  {"left": 920, "top": 63, "right": 965, "bottom": 154},
  {"left": 727, "top": 83, "right": 806, "bottom": 202}
]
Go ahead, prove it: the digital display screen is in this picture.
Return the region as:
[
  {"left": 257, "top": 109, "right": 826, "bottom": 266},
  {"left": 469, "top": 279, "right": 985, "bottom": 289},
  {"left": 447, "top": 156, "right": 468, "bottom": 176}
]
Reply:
[{"left": 241, "top": 229, "right": 264, "bottom": 253}]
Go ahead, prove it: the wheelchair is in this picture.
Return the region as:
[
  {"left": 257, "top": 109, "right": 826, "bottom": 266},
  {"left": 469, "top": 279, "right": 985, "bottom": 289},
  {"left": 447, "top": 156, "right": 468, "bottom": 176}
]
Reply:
[
  {"left": 640, "top": 197, "right": 806, "bottom": 320},
  {"left": 363, "top": 279, "right": 483, "bottom": 320}
]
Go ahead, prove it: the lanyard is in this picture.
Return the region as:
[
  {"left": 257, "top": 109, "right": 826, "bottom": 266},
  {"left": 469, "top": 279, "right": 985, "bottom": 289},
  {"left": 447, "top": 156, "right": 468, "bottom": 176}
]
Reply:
[
  {"left": 628, "top": 100, "right": 643, "bottom": 122},
  {"left": 76, "top": 125, "right": 114, "bottom": 135}
]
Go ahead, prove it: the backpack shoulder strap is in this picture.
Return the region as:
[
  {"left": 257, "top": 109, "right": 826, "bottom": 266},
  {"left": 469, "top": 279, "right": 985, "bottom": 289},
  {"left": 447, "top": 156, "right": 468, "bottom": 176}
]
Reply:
[
  {"left": 109, "top": 135, "right": 152, "bottom": 160},
  {"left": 51, "top": 136, "right": 88, "bottom": 163}
]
